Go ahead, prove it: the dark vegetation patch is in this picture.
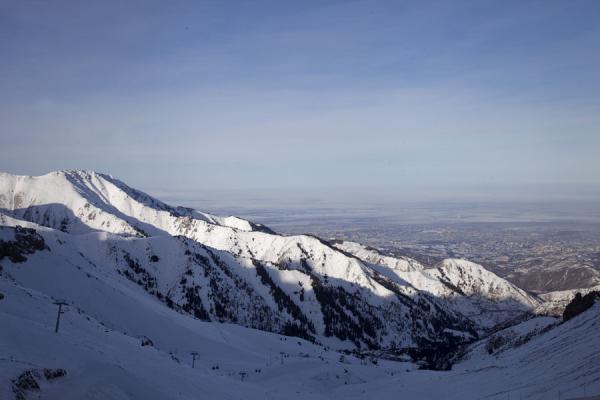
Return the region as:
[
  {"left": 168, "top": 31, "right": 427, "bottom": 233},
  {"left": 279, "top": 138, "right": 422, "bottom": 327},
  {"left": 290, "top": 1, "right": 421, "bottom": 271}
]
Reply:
[
  {"left": 0, "top": 226, "right": 48, "bottom": 263},
  {"left": 483, "top": 321, "right": 555, "bottom": 356},
  {"left": 311, "top": 275, "right": 382, "bottom": 349},
  {"left": 181, "top": 284, "right": 210, "bottom": 321},
  {"left": 253, "top": 260, "right": 315, "bottom": 341},
  {"left": 406, "top": 341, "right": 461, "bottom": 370},
  {"left": 140, "top": 336, "right": 154, "bottom": 347},
  {"left": 485, "top": 334, "right": 509, "bottom": 355},
  {"left": 43, "top": 369, "right": 66, "bottom": 380},
  {"left": 12, "top": 368, "right": 66, "bottom": 400},
  {"left": 121, "top": 253, "right": 157, "bottom": 291},
  {"left": 175, "top": 243, "right": 277, "bottom": 331}
]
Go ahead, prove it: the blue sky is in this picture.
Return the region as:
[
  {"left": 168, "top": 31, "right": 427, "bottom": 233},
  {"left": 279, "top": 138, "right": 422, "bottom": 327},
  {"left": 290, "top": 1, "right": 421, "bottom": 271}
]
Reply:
[{"left": 1, "top": 0, "right": 599, "bottom": 200}]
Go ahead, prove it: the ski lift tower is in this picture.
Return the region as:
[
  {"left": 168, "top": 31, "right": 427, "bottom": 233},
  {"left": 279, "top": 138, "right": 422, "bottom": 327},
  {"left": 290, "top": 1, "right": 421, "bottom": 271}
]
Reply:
[
  {"left": 191, "top": 352, "right": 199, "bottom": 368},
  {"left": 54, "top": 300, "right": 68, "bottom": 333}
]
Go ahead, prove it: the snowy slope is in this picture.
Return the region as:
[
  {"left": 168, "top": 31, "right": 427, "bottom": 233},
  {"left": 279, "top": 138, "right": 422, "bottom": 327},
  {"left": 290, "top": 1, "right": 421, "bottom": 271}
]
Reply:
[
  {"left": 451, "top": 300, "right": 600, "bottom": 399},
  {"left": 0, "top": 278, "right": 268, "bottom": 400},
  {"left": 2, "top": 266, "right": 599, "bottom": 400},
  {"left": 457, "top": 315, "right": 559, "bottom": 360},
  {"left": 331, "top": 301, "right": 600, "bottom": 400},
  {"left": 2, "top": 262, "right": 397, "bottom": 400}
]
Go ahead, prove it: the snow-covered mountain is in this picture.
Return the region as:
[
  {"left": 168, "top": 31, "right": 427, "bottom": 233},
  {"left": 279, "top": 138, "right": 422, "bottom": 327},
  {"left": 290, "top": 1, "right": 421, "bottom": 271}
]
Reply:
[
  {"left": 1, "top": 170, "right": 599, "bottom": 399},
  {"left": 0, "top": 171, "right": 543, "bottom": 351}
]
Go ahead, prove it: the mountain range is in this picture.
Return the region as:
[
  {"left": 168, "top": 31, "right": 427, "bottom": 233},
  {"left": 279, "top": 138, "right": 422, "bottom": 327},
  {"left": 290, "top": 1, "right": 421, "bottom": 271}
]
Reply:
[{"left": 1, "top": 170, "right": 598, "bottom": 399}]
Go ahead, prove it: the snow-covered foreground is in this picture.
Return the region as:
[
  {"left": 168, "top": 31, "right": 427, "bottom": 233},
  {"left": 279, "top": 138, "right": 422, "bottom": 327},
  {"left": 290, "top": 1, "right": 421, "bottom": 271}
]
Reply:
[{"left": 2, "top": 272, "right": 599, "bottom": 400}]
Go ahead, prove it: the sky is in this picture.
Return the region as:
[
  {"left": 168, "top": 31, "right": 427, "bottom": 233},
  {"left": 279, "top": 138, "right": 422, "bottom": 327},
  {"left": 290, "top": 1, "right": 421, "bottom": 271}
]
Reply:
[{"left": 1, "top": 0, "right": 599, "bottom": 202}]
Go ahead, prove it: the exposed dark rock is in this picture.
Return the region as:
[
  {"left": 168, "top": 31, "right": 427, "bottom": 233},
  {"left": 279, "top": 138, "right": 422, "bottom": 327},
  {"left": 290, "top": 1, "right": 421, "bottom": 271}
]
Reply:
[
  {"left": 563, "top": 291, "right": 599, "bottom": 322},
  {"left": 248, "top": 221, "right": 276, "bottom": 234}
]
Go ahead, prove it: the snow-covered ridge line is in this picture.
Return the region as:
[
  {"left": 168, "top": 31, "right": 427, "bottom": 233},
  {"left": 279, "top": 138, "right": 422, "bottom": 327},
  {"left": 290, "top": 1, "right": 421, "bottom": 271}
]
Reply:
[
  {"left": 0, "top": 170, "right": 267, "bottom": 234},
  {"left": 334, "top": 241, "right": 541, "bottom": 328}
]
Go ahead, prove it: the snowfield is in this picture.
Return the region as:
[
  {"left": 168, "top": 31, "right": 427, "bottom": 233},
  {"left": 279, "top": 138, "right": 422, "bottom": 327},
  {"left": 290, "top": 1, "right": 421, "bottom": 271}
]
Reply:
[{"left": 1, "top": 170, "right": 598, "bottom": 399}]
